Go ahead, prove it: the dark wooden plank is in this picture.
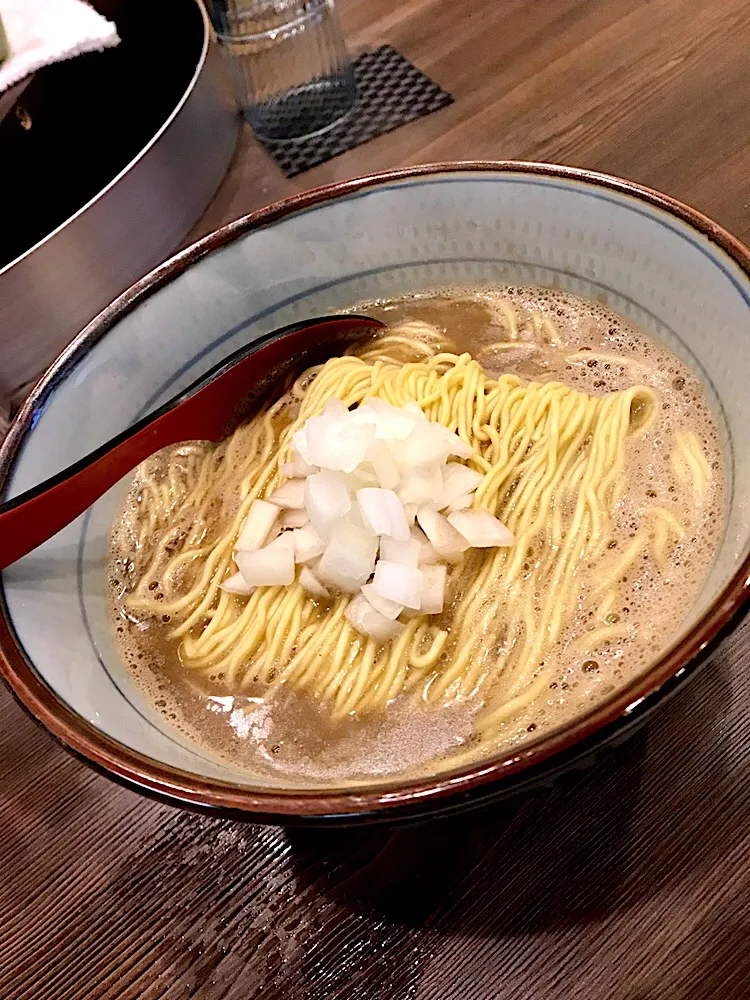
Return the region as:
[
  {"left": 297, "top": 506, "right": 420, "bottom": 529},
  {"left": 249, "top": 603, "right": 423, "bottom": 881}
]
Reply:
[
  {"left": 2, "top": 0, "right": 750, "bottom": 997},
  {"left": 193, "top": 0, "right": 750, "bottom": 244}
]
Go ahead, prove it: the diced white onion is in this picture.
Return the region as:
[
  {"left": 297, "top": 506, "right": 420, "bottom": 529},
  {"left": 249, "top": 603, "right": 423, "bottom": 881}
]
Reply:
[
  {"left": 361, "top": 583, "right": 403, "bottom": 620},
  {"left": 434, "top": 424, "right": 474, "bottom": 459},
  {"left": 402, "top": 502, "right": 418, "bottom": 525},
  {"left": 291, "top": 425, "right": 312, "bottom": 465},
  {"left": 372, "top": 560, "right": 423, "bottom": 610},
  {"left": 344, "top": 466, "right": 379, "bottom": 492},
  {"left": 304, "top": 470, "right": 351, "bottom": 540},
  {"left": 235, "top": 499, "right": 279, "bottom": 552},
  {"left": 356, "top": 488, "right": 410, "bottom": 541},
  {"left": 389, "top": 423, "right": 450, "bottom": 470},
  {"left": 419, "top": 564, "right": 446, "bottom": 614},
  {"left": 447, "top": 509, "right": 515, "bottom": 547},
  {"left": 223, "top": 399, "right": 501, "bottom": 636},
  {"left": 380, "top": 536, "right": 421, "bottom": 568},
  {"left": 352, "top": 398, "right": 421, "bottom": 441},
  {"left": 299, "top": 565, "right": 331, "bottom": 598},
  {"left": 268, "top": 478, "right": 306, "bottom": 509},
  {"left": 345, "top": 594, "right": 406, "bottom": 642},
  {"left": 345, "top": 502, "right": 367, "bottom": 530},
  {"left": 317, "top": 520, "right": 378, "bottom": 593},
  {"left": 367, "top": 440, "right": 401, "bottom": 490},
  {"left": 303, "top": 402, "right": 373, "bottom": 473},
  {"left": 403, "top": 401, "right": 427, "bottom": 421},
  {"left": 281, "top": 508, "right": 309, "bottom": 529},
  {"left": 447, "top": 493, "right": 473, "bottom": 512},
  {"left": 322, "top": 398, "right": 348, "bottom": 419},
  {"left": 416, "top": 507, "right": 470, "bottom": 563},
  {"left": 410, "top": 525, "right": 440, "bottom": 564},
  {"left": 419, "top": 541, "right": 440, "bottom": 564},
  {"left": 281, "top": 450, "right": 317, "bottom": 478},
  {"left": 220, "top": 571, "right": 255, "bottom": 596},
  {"left": 235, "top": 535, "right": 295, "bottom": 587},
  {"left": 441, "top": 463, "right": 483, "bottom": 508},
  {"left": 269, "top": 531, "right": 296, "bottom": 550},
  {"left": 397, "top": 464, "right": 443, "bottom": 507},
  {"left": 291, "top": 524, "right": 325, "bottom": 563},
  {"left": 410, "top": 524, "right": 429, "bottom": 545}
]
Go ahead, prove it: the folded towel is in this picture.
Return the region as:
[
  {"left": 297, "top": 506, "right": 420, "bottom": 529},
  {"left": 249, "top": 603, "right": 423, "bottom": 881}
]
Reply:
[{"left": 0, "top": 0, "right": 119, "bottom": 94}]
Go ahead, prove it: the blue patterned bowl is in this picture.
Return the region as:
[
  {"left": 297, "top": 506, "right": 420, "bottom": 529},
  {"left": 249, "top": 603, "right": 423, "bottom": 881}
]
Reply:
[{"left": 2, "top": 163, "right": 749, "bottom": 824}]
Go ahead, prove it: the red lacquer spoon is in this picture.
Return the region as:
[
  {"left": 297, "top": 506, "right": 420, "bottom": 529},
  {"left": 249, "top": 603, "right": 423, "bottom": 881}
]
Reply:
[{"left": 0, "top": 314, "right": 385, "bottom": 570}]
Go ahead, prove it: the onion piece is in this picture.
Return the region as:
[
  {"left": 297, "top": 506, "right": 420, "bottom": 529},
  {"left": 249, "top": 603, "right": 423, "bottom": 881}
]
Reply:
[
  {"left": 390, "top": 423, "right": 451, "bottom": 470},
  {"left": 344, "top": 466, "right": 379, "bottom": 492},
  {"left": 433, "top": 424, "right": 474, "bottom": 459},
  {"left": 345, "top": 502, "right": 367, "bottom": 530},
  {"left": 398, "top": 464, "right": 443, "bottom": 507},
  {"left": 303, "top": 402, "right": 373, "bottom": 473},
  {"left": 419, "top": 564, "right": 447, "bottom": 614},
  {"left": 419, "top": 541, "right": 441, "bottom": 565},
  {"left": 281, "top": 508, "right": 309, "bottom": 529},
  {"left": 372, "top": 560, "right": 423, "bottom": 610},
  {"left": 403, "top": 401, "right": 427, "bottom": 421},
  {"left": 416, "top": 507, "right": 470, "bottom": 563},
  {"left": 356, "top": 488, "right": 410, "bottom": 541},
  {"left": 322, "top": 398, "right": 349, "bottom": 419},
  {"left": 291, "top": 425, "right": 312, "bottom": 465},
  {"left": 409, "top": 525, "right": 440, "bottom": 565},
  {"left": 268, "top": 479, "right": 306, "bottom": 509},
  {"left": 441, "top": 463, "right": 483, "bottom": 508},
  {"left": 448, "top": 509, "right": 515, "bottom": 547},
  {"left": 402, "top": 502, "right": 418, "bottom": 524},
  {"left": 410, "top": 524, "right": 429, "bottom": 545},
  {"left": 353, "top": 398, "right": 421, "bottom": 441},
  {"left": 317, "top": 520, "right": 378, "bottom": 593},
  {"left": 447, "top": 493, "right": 473, "bottom": 512},
  {"left": 367, "top": 440, "right": 401, "bottom": 490},
  {"left": 299, "top": 566, "right": 331, "bottom": 599},
  {"left": 361, "top": 583, "right": 403, "bottom": 620},
  {"left": 345, "top": 594, "right": 406, "bottom": 642},
  {"left": 281, "top": 451, "right": 317, "bottom": 478},
  {"left": 236, "top": 499, "right": 279, "bottom": 552},
  {"left": 304, "top": 470, "right": 351, "bottom": 540},
  {"left": 235, "top": 534, "right": 295, "bottom": 587},
  {"left": 220, "top": 571, "right": 255, "bottom": 596},
  {"left": 380, "top": 536, "right": 421, "bottom": 568},
  {"left": 291, "top": 524, "right": 325, "bottom": 563}
]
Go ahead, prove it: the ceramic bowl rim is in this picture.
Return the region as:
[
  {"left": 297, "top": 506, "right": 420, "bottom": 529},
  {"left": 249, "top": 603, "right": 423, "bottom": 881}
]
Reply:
[{"left": 2, "top": 160, "right": 749, "bottom": 823}]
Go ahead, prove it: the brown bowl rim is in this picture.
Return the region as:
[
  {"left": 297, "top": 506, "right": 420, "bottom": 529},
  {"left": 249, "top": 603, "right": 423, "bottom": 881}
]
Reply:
[{"left": 1, "top": 160, "right": 749, "bottom": 821}]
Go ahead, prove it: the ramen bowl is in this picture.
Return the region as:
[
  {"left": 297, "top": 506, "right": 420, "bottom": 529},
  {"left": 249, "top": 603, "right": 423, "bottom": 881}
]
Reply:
[{"left": 1, "top": 163, "right": 749, "bottom": 825}]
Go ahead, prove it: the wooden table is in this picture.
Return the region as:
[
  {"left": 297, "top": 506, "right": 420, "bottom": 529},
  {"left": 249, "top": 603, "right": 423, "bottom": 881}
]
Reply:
[{"left": 2, "top": 1, "right": 749, "bottom": 997}]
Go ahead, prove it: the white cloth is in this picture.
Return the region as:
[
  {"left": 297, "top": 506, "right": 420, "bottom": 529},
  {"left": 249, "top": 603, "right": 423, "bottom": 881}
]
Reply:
[{"left": 0, "top": 0, "right": 119, "bottom": 94}]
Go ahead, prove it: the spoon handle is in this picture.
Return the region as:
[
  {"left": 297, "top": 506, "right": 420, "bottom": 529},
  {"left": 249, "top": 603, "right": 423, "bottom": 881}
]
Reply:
[{"left": 0, "top": 414, "right": 184, "bottom": 570}]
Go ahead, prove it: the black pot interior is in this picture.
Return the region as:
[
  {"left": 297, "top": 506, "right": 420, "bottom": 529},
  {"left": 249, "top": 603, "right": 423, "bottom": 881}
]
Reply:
[{"left": 0, "top": 0, "right": 204, "bottom": 269}]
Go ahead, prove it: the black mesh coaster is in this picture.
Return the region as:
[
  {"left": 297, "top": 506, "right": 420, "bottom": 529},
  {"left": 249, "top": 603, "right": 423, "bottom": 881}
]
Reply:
[{"left": 256, "top": 45, "right": 454, "bottom": 178}]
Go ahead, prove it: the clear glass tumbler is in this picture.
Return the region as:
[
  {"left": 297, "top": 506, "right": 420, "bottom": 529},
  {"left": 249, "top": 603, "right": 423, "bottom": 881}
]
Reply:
[{"left": 206, "top": 0, "right": 357, "bottom": 141}]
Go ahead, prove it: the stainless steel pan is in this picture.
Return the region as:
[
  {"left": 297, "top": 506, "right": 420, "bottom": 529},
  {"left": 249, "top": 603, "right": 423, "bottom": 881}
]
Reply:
[{"left": 0, "top": 0, "right": 239, "bottom": 403}]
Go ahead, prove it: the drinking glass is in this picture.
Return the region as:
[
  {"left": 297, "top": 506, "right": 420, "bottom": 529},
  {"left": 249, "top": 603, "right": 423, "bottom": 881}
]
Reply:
[{"left": 206, "top": 0, "right": 357, "bottom": 141}]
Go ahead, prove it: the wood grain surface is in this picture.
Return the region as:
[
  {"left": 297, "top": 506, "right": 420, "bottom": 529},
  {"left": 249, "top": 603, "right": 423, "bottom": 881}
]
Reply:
[{"left": 2, "top": 0, "right": 750, "bottom": 997}]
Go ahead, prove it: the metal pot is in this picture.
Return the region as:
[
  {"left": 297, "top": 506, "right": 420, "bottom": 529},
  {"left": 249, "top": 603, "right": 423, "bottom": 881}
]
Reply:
[{"left": 0, "top": 0, "right": 239, "bottom": 404}]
